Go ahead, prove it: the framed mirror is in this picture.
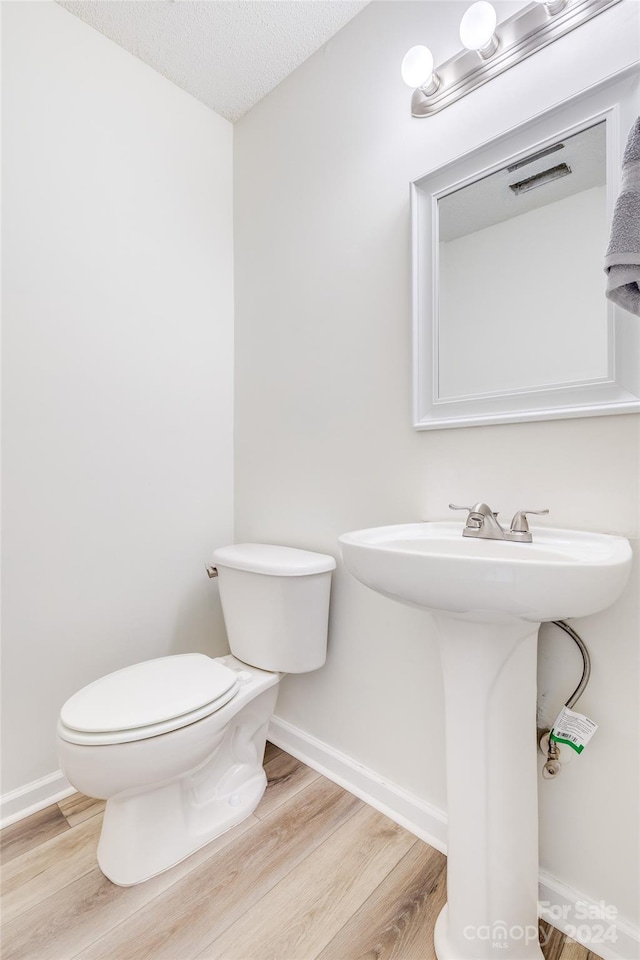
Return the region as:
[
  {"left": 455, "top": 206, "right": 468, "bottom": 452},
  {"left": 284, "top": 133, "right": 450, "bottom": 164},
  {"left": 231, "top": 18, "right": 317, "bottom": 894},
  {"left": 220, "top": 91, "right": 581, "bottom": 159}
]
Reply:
[{"left": 411, "top": 67, "right": 640, "bottom": 430}]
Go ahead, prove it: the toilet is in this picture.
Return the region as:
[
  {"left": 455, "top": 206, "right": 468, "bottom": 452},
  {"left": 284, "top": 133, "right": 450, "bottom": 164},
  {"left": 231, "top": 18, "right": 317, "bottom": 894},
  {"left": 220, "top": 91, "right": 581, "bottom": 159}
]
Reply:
[{"left": 56, "top": 543, "right": 336, "bottom": 886}]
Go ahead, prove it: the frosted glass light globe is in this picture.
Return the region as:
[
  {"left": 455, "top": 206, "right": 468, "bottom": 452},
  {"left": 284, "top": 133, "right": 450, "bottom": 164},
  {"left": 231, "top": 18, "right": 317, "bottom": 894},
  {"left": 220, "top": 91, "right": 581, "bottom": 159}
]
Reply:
[
  {"left": 401, "top": 45, "right": 435, "bottom": 89},
  {"left": 459, "top": 2, "right": 498, "bottom": 52}
]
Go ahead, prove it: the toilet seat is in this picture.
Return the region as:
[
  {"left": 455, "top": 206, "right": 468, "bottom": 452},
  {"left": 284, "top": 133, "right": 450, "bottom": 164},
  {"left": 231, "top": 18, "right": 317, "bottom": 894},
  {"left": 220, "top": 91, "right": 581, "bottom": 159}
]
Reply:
[{"left": 58, "top": 654, "right": 240, "bottom": 746}]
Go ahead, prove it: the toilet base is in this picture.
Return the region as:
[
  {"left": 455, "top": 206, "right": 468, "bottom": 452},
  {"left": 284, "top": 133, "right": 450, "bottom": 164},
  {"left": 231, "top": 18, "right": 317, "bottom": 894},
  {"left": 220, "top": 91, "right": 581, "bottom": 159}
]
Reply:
[
  {"left": 98, "top": 765, "right": 267, "bottom": 885},
  {"left": 94, "top": 678, "right": 279, "bottom": 885}
]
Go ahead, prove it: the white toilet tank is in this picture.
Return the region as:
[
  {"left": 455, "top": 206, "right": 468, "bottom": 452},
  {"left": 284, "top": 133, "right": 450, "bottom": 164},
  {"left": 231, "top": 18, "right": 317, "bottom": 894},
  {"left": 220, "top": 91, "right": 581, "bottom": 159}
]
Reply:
[{"left": 211, "top": 543, "right": 336, "bottom": 673}]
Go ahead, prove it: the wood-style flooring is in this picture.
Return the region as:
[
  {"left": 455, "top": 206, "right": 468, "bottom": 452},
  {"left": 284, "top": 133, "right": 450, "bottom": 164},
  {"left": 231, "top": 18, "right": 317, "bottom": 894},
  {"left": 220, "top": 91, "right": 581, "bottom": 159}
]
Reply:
[{"left": 1, "top": 744, "right": 604, "bottom": 960}]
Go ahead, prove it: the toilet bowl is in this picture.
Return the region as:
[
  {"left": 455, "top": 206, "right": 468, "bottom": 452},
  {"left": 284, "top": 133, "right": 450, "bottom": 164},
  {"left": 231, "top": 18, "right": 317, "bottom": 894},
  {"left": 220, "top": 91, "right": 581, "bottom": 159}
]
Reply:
[{"left": 57, "top": 543, "right": 335, "bottom": 886}]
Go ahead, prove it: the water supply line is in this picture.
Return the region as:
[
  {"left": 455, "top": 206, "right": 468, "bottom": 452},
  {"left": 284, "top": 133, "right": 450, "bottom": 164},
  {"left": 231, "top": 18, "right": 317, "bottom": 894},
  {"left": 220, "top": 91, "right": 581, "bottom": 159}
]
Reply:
[
  {"left": 554, "top": 619, "right": 591, "bottom": 709},
  {"left": 539, "top": 620, "right": 591, "bottom": 780}
]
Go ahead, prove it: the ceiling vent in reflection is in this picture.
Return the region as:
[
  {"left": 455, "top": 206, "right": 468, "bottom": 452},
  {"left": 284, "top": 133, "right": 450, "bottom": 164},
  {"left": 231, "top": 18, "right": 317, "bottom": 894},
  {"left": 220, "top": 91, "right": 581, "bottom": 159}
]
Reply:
[
  {"left": 509, "top": 163, "right": 572, "bottom": 196},
  {"left": 507, "top": 142, "right": 564, "bottom": 172}
]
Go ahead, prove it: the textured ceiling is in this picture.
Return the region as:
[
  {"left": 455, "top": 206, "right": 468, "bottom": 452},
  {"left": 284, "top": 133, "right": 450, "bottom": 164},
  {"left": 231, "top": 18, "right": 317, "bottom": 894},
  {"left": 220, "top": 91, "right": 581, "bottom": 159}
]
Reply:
[{"left": 57, "top": 0, "right": 369, "bottom": 122}]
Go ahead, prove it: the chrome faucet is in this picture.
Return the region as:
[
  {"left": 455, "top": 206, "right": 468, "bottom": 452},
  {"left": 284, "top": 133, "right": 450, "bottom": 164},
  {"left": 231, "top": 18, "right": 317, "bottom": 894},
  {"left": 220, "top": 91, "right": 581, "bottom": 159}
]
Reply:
[{"left": 449, "top": 503, "right": 549, "bottom": 543}]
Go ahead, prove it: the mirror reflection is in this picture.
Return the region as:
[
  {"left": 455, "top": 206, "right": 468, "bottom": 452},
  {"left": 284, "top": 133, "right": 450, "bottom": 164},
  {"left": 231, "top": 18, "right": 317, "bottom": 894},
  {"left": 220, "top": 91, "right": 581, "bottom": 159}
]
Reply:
[{"left": 437, "top": 122, "right": 607, "bottom": 400}]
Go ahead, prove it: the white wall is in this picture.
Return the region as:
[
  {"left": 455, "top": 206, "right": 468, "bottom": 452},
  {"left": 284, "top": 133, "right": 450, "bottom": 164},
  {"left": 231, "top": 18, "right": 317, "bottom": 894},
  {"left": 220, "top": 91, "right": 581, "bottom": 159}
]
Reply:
[
  {"left": 1, "top": 2, "right": 234, "bottom": 794},
  {"left": 234, "top": 0, "right": 640, "bottom": 928}
]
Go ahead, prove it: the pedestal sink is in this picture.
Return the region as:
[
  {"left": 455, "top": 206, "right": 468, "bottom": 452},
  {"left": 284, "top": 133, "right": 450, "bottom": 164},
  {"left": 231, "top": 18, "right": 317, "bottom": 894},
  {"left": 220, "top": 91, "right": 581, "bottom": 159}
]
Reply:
[{"left": 338, "top": 522, "right": 631, "bottom": 960}]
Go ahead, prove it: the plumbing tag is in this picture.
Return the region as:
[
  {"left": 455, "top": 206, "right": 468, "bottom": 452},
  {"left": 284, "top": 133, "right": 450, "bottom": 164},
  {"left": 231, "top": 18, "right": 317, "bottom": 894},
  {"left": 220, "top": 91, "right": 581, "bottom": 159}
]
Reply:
[{"left": 550, "top": 706, "right": 598, "bottom": 754}]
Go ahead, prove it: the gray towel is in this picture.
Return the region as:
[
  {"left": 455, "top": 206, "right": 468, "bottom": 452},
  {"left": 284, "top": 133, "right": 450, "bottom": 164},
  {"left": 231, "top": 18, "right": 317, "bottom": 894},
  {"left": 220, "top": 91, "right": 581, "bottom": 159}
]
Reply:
[{"left": 604, "top": 117, "right": 640, "bottom": 316}]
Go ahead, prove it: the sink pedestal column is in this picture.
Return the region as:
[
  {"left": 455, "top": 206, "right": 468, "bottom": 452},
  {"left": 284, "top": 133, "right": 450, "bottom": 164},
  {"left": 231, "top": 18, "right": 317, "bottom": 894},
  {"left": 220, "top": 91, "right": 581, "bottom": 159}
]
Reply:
[{"left": 433, "top": 615, "right": 545, "bottom": 960}]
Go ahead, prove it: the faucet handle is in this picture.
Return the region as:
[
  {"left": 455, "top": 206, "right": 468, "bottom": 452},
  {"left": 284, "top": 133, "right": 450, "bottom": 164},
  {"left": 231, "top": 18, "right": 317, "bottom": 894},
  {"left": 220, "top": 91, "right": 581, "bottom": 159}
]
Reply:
[
  {"left": 450, "top": 502, "right": 500, "bottom": 531},
  {"left": 510, "top": 509, "right": 549, "bottom": 533},
  {"left": 449, "top": 504, "right": 478, "bottom": 527},
  {"left": 450, "top": 502, "right": 498, "bottom": 518}
]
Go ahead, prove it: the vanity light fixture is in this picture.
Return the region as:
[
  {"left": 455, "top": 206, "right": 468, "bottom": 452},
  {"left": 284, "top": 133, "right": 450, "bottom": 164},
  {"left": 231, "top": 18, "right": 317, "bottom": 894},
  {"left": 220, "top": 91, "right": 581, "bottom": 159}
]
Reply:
[{"left": 403, "top": 0, "right": 621, "bottom": 118}]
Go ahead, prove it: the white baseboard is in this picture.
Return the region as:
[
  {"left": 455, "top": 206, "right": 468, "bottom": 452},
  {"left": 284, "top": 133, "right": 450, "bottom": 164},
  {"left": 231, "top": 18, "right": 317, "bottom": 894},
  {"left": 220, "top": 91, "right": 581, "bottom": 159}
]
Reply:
[
  {"left": 268, "top": 715, "right": 640, "bottom": 960},
  {"left": 538, "top": 872, "right": 640, "bottom": 960},
  {"left": 268, "top": 714, "right": 448, "bottom": 854},
  {"left": 0, "top": 771, "right": 75, "bottom": 829}
]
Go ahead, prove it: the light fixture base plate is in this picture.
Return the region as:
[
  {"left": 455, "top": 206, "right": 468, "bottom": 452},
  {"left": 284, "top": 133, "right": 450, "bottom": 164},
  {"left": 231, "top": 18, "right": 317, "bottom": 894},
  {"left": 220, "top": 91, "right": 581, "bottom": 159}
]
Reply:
[{"left": 411, "top": 0, "right": 621, "bottom": 118}]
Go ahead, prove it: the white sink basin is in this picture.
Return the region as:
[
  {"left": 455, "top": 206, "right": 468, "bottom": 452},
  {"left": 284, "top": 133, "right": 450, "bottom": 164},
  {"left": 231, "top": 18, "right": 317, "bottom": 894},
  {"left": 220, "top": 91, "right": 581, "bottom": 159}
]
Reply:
[{"left": 338, "top": 521, "right": 632, "bottom": 623}]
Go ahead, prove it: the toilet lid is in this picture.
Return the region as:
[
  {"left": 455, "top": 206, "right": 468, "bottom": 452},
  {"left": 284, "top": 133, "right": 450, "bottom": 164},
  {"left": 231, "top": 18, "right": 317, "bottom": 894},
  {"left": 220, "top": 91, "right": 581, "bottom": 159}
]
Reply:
[
  {"left": 211, "top": 543, "right": 336, "bottom": 576},
  {"left": 60, "top": 654, "right": 238, "bottom": 734}
]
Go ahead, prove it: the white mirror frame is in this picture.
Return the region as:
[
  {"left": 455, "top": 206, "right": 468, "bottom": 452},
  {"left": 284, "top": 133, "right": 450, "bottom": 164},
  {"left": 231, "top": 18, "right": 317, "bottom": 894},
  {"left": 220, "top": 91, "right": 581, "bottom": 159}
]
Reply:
[{"left": 411, "top": 66, "right": 640, "bottom": 430}]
